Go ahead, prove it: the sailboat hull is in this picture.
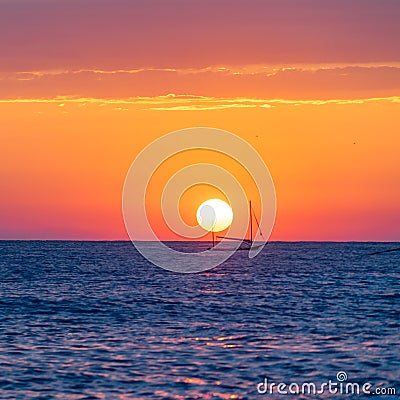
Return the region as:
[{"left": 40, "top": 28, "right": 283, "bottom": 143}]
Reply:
[
  {"left": 209, "top": 243, "right": 264, "bottom": 251},
  {"left": 209, "top": 200, "right": 265, "bottom": 252}
]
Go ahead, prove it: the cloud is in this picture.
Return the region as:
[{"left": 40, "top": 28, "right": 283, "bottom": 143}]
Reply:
[
  {"left": 2, "top": 62, "right": 400, "bottom": 79},
  {"left": 0, "top": 63, "right": 399, "bottom": 100},
  {"left": 0, "top": 94, "right": 398, "bottom": 111}
]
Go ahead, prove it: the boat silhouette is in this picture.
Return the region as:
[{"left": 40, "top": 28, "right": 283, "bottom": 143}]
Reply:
[{"left": 210, "top": 200, "right": 265, "bottom": 251}]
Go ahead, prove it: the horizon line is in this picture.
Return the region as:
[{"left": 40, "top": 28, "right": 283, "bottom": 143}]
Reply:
[{"left": 0, "top": 239, "right": 398, "bottom": 243}]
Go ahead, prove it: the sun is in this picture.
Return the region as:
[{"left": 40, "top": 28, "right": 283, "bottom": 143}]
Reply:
[{"left": 196, "top": 199, "right": 233, "bottom": 232}]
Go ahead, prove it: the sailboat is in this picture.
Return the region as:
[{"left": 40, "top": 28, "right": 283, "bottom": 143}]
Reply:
[{"left": 210, "top": 200, "right": 265, "bottom": 251}]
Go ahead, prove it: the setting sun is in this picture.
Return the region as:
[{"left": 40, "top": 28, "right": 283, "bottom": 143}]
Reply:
[{"left": 196, "top": 199, "right": 233, "bottom": 232}]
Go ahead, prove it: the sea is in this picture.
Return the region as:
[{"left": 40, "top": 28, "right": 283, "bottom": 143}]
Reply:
[{"left": 0, "top": 241, "right": 399, "bottom": 399}]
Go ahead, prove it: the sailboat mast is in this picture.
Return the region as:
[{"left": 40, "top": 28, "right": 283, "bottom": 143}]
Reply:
[
  {"left": 249, "top": 200, "right": 253, "bottom": 244},
  {"left": 212, "top": 230, "right": 215, "bottom": 247}
]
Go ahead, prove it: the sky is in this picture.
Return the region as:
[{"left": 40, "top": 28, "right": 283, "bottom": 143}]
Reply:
[{"left": 0, "top": 0, "right": 399, "bottom": 241}]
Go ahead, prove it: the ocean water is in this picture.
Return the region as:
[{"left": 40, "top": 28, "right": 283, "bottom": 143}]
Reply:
[{"left": 0, "top": 241, "right": 399, "bottom": 399}]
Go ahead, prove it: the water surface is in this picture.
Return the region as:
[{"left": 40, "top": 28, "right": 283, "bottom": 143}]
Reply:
[{"left": 0, "top": 241, "right": 398, "bottom": 399}]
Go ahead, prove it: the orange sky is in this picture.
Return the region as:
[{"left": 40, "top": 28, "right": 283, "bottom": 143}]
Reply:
[{"left": 0, "top": 0, "right": 399, "bottom": 241}]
